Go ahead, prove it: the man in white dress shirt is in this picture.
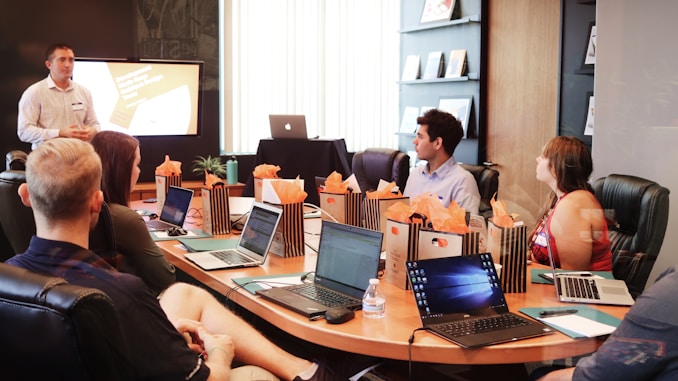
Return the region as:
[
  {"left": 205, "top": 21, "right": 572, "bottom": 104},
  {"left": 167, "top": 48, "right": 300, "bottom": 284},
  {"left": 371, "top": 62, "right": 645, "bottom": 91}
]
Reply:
[{"left": 17, "top": 43, "right": 100, "bottom": 150}]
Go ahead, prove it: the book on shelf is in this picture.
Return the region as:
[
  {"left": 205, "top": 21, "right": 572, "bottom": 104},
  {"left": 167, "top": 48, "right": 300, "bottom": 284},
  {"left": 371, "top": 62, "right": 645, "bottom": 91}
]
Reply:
[
  {"left": 401, "top": 55, "right": 420, "bottom": 81},
  {"left": 422, "top": 51, "right": 444, "bottom": 80},
  {"left": 444, "top": 49, "right": 467, "bottom": 78},
  {"left": 399, "top": 106, "right": 420, "bottom": 133}
]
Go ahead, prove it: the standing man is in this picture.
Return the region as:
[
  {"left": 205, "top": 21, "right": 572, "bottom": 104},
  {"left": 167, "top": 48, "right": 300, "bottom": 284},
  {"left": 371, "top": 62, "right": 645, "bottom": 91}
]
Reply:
[
  {"left": 403, "top": 108, "right": 481, "bottom": 215},
  {"left": 17, "top": 43, "right": 99, "bottom": 150}
]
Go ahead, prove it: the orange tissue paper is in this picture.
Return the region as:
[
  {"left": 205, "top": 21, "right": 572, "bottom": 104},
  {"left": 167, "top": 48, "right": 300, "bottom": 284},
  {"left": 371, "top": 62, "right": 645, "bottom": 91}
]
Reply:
[
  {"left": 271, "top": 177, "right": 307, "bottom": 204},
  {"left": 384, "top": 193, "right": 468, "bottom": 234},
  {"left": 155, "top": 155, "right": 182, "bottom": 176},
  {"left": 204, "top": 171, "right": 225, "bottom": 190},
  {"left": 489, "top": 194, "right": 518, "bottom": 228},
  {"left": 366, "top": 181, "right": 403, "bottom": 199},
  {"left": 253, "top": 164, "right": 281, "bottom": 178},
  {"left": 323, "top": 171, "right": 350, "bottom": 194}
]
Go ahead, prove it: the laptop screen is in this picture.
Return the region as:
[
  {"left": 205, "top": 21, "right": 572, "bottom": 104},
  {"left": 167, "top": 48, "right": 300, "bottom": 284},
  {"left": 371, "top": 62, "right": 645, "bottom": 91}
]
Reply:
[
  {"left": 314, "top": 221, "right": 383, "bottom": 298},
  {"left": 406, "top": 254, "right": 509, "bottom": 322},
  {"left": 238, "top": 203, "right": 282, "bottom": 257},
  {"left": 160, "top": 186, "right": 193, "bottom": 226}
]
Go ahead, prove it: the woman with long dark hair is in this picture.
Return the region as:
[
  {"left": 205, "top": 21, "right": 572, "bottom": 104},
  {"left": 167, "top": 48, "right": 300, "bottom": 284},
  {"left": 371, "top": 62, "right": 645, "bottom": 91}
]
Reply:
[
  {"left": 529, "top": 136, "right": 612, "bottom": 271},
  {"left": 91, "top": 130, "right": 175, "bottom": 295}
]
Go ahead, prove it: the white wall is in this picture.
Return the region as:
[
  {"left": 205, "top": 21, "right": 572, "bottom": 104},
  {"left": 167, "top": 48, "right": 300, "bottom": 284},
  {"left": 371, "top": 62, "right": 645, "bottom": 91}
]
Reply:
[{"left": 593, "top": 0, "right": 678, "bottom": 287}]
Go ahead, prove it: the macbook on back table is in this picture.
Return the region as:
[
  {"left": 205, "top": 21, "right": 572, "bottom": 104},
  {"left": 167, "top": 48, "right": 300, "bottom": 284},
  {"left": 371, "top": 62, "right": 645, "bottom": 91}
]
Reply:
[
  {"left": 269, "top": 114, "right": 308, "bottom": 139},
  {"left": 146, "top": 186, "right": 193, "bottom": 231},
  {"left": 544, "top": 234, "right": 635, "bottom": 306},
  {"left": 256, "top": 220, "right": 383, "bottom": 318},
  {"left": 406, "top": 254, "right": 552, "bottom": 348},
  {"left": 184, "top": 202, "right": 282, "bottom": 270}
]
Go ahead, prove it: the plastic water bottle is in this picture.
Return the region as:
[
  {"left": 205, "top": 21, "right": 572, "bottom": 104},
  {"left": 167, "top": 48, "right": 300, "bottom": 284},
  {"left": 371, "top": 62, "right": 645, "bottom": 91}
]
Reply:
[
  {"left": 362, "top": 278, "right": 385, "bottom": 319},
  {"left": 226, "top": 156, "right": 238, "bottom": 185}
]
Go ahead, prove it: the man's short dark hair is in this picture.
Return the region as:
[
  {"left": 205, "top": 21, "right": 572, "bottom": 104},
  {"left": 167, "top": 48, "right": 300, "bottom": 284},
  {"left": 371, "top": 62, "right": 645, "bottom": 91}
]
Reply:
[
  {"left": 417, "top": 108, "right": 464, "bottom": 156},
  {"left": 45, "top": 43, "right": 74, "bottom": 61}
]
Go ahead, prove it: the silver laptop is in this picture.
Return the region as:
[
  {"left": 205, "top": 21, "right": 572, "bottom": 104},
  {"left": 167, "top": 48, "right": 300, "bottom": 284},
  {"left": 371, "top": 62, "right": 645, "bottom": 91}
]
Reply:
[
  {"left": 545, "top": 233, "right": 635, "bottom": 306},
  {"left": 146, "top": 186, "right": 193, "bottom": 231},
  {"left": 184, "top": 202, "right": 282, "bottom": 270},
  {"left": 269, "top": 114, "right": 308, "bottom": 139},
  {"left": 255, "top": 221, "right": 383, "bottom": 317}
]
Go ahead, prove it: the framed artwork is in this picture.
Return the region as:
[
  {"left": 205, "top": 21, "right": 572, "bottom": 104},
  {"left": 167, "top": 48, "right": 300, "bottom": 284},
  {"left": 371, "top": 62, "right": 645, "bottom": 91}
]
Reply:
[
  {"left": 584, "top": 93, "right": 594, "bottom": 136},
  {"left": 438, "top": 95, "right": 473, "bottom": 138},
  {"left": 420, "top": 0, "right": 457, "bottom": 24},
  {"left": 581, "top": 22, "right": 596, "bottom": 69}
]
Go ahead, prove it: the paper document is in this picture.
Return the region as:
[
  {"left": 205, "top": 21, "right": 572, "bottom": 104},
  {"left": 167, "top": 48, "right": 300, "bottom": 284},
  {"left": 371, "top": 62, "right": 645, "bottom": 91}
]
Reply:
[
  {"left": 252, "top": 275, "right": 304, "bottom": 289},
  {"left": 232, "top": 272, "right": 308, "bottom": 294},
  {"left": 539, "top": 314, "right": 616, "bottom": 337}
]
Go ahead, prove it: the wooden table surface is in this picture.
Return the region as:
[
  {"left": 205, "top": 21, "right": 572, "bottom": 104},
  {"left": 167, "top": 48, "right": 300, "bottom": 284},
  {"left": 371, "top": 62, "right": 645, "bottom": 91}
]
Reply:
[{"left": 137, "top": 198, "right": 630, "bottom": 365}]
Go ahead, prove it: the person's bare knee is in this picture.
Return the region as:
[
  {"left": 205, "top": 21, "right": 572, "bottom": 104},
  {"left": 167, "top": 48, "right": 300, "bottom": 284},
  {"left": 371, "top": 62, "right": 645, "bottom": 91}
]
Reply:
[{"left": 159, "top": 282, "right": 211, "bottom": 322}]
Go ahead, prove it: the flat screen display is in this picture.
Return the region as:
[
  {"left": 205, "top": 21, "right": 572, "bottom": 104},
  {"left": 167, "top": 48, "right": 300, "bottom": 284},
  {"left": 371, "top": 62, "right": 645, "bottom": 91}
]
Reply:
[{"left": 73, "top": 58, "right": 203, "bottom": 137}]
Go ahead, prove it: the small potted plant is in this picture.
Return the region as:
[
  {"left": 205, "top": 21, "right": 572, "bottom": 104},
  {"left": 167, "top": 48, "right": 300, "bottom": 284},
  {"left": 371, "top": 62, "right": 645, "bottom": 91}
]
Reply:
[{"left": 192, "top": 155, "right": 227, "bottom": 183}]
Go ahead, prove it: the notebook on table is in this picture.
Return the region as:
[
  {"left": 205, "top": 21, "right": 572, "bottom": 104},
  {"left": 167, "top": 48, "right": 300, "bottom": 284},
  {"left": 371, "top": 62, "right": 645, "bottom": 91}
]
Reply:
[
  {"left": 183, "top": 202, "right": 282, "bottom": 270},
  {"left": 269, "top": 114, "right": 308, "bottom": 139},
  {"left": 406, "top": 254, "right": 553, "bottom": 348},
  {"left": 256, "top": 221, "right": 383, "bottom": 318},
  {"left": 145, "top": 186, "right": 194, "bottom": 231},
  {"left": 544, "top": 234, "right": 635, "bottom": 306}
]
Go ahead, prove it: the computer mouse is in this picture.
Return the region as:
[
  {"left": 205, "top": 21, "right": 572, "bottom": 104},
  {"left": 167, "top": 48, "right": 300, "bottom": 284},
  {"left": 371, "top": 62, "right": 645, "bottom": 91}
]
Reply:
[
  {"left": 167, "top": 227, "right": 188, "bottom": 236},
  {"left": 324, "top": 307, "right": 355, "bottom": 324}
]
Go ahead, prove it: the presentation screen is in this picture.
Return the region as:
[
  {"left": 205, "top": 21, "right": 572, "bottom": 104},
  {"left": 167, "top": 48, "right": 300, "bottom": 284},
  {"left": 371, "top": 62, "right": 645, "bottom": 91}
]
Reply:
[{"left": 73, "top": 58, "right": 203, "bottom": 137}]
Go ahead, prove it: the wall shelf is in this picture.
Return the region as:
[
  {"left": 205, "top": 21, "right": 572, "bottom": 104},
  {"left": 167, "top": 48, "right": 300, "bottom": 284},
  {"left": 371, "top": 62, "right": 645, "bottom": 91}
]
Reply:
[
  {"left": 557, "top": 0, "right": 596, "bottom": 147},
  {"left": 397, "top": 0, "right": 485, "bottom": 164},
  {"left": 397, "top": 73, "right": 480, "bottom": 85},
  {"left": 398, "top": 15, "right": 481, "bottom": 33},
  {"left": 574, "top": 68, "right": 594, "bottom": 75}
]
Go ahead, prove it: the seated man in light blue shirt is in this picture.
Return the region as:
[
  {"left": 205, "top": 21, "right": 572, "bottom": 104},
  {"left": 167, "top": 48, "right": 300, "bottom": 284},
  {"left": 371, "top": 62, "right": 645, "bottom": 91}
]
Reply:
[{"left": 403, "top": 108, "right": 480, "bottom": 215}]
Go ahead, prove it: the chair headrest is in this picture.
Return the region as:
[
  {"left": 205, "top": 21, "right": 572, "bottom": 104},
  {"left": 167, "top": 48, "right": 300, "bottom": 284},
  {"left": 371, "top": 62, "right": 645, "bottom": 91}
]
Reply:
[
  {"left": 6, "top": 150, "right": 27, "bottom": 171},
  {"left": 0, "top": 170, "right": 27, "bottom": 184}
]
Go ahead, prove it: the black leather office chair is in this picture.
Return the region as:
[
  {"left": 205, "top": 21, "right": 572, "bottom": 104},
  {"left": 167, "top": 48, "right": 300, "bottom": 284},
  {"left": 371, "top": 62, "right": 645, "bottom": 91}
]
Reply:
[
  {"left": 0, "top": 170, "right": 35, "bottom": 259},
  {"left": 352, "top": 148, "right": 410, "bottom": 193},
  {"left": 6, "top": 149, "right": 27, "bottom": 171},
  {"left": 592, "top": 174, "right": 670, "bottom": 297},
  {"left": 0, "top": 169, "right": 117, "bottom": 262},
  {"left": 0, "top": 262, "right": 132, "bottom": 380},
  {"left": 460, "top": 164, "right": 499, "bottom": 220}
]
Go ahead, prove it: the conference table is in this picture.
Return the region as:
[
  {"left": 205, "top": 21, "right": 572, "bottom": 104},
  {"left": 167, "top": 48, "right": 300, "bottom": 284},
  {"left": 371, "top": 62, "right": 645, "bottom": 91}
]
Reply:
[{"left": 136, "top": 197, "right": 630, "bottom": 365}]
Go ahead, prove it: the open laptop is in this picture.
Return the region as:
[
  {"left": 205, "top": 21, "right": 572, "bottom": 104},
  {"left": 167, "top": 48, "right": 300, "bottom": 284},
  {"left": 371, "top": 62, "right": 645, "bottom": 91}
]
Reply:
[
  {"left": 406, "top": 254, "right": 553, "bottom": 348},
  {"left": 544, "top": 234, "right": 635, "bottom": 306},
  {"left": 146, "top": 186, "right": 194, "bottom": 231},
  {"left": 184, "top": 202, "right": 282, "bottom": 270},
  {"left": 256, "top": 221, "right": 383, "bottom": 318},
  {"left": 269, "top": 114, "right": 308, "bottom": 139}
]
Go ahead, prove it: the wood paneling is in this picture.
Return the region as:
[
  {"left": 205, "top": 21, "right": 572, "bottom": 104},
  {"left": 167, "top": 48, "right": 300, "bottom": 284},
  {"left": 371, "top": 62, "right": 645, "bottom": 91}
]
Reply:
[{"left": 486, "top": 0, "right": 561, "bottom": 228}]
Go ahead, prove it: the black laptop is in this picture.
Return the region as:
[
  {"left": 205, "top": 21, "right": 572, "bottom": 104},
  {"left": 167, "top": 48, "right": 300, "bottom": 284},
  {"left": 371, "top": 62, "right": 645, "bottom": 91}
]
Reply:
[
  {"left": 146, "top": 186, "right": 193, "bottom": 231},
  {"left": 406, "top": 254, "right": 553, "bottom": 348},
  {"left": 256, "top": 220, "right": 383, "bottom": 318}
]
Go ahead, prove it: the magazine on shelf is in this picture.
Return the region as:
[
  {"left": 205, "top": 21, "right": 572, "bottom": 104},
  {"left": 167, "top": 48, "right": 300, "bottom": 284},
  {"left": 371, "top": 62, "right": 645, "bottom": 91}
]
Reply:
[
  {"left": 444, "top": 49, "right": 467, "bottom": 78},
  {"left": 422, "top": 51, "right": 444, "bottom": 80},
  {"left": 399, "top": 106, "right": 420, "bottom": 133},
  {"left": 401, "top": 55, "right": 421, "bottom": 81}
]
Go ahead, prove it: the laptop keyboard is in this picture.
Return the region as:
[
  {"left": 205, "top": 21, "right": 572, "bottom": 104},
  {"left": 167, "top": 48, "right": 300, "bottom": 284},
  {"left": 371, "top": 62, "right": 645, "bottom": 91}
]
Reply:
[
  {"left": 287, "top": 283, "right": 360, "bottom": 308},
  {"left": 564, "top": 277, "right": 600, "bottom": 300},
  {"left": 146, "top": 220, "right": 174, "bottom": 230},
  {"left": 211, "top": 250, "right": 255, "bottom": 265},
  {"left": 436, "top": 314, "right": 530, "bottom": 337}
]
